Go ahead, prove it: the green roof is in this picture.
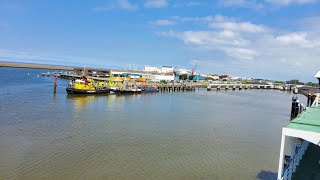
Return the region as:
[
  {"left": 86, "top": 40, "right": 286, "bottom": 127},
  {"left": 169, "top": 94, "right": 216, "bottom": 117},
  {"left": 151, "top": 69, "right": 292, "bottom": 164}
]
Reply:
[{"left": 285, "top": 107, "right": 320, "bottom": 133}]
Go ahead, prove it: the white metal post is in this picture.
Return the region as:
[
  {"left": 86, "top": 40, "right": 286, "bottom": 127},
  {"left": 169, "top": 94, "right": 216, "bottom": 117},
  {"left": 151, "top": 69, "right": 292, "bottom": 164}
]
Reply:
[{"left": 278, "top": 134, "right": 286, "bottom": 180}]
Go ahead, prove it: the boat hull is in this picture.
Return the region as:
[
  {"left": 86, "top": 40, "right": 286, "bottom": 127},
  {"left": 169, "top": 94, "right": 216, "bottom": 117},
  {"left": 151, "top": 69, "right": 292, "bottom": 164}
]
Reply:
[
  {"left": 141, "top": 88, "right": 159, "bottom": 93},
  {"left": 143, "top": 89, "right": 159, "bottom": 93},
  {"left": 118, "top": 90, "right": 142, "bottom": 94},
  {"left": 66, "top": 88, "right": 109, "bottom": 94}
]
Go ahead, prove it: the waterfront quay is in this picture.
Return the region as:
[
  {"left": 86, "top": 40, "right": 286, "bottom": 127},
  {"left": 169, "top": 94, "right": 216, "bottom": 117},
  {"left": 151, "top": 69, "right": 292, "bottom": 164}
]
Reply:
[
  {"left": 1, "top": 61, "right": 309, "bottom": 94},
  {"left": 57, "top": 72, "right": 292, "bottom": 93}
]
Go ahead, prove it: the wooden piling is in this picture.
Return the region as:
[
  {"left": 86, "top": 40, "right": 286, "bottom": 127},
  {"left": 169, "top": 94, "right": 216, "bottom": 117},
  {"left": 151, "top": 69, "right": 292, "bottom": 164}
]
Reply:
[{"left": 53, "top": 76, "right": 57, "bottom": 93}]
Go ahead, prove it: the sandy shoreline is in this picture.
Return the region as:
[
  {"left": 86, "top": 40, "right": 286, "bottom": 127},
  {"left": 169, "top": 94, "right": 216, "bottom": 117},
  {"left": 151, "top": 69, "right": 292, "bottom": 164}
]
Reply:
[{"left": 0, "top": 61, "right": 75, "bottom": 70}]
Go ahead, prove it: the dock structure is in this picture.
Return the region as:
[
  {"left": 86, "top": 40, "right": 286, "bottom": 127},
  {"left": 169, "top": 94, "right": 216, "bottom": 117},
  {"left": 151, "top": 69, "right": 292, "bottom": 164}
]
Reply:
[
  {"left": 57, "top": 69, "right": 303, "bottom": 94},
  {"left": 158, "top": 82, "right": 196, "bottom": 92},
  {"left": 207, "top": 83, "right": 273, "bottom": 90},
  {"left": 277, "top": 93, "right": 320, "bottom": 180},
  {"left": 206, "top": 83, "right": 299, "bottom": 92}
]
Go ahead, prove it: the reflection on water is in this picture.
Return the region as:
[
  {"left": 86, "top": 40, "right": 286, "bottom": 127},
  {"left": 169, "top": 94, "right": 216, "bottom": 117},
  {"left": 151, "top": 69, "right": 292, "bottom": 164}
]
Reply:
[
  {"left": 67, "top": 94, "right": 99, "bottom": 109},
  {"left": 0, "top": 67, "right": 308, "bottom": 179}
]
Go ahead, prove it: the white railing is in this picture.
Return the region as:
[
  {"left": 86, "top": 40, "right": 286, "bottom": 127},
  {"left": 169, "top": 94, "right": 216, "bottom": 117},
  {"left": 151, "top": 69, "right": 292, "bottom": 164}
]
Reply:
[
  {"left": 311, "top": 93, "right": 319, "bottom": 107},
  {"left": 281, "top": 140, "right": 310, "bottom": 180}
]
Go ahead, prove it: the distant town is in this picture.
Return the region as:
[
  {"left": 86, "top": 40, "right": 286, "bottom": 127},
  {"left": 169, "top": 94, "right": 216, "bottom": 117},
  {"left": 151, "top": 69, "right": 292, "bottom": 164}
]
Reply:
[{"left": 0, "top": 61, "right": 318, "bottom": 87}]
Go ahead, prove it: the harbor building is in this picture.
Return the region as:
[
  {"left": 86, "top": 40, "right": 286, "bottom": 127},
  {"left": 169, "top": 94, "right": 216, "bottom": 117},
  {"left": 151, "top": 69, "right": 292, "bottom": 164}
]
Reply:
[
  {"left": 175, "top": 68, "right": 191, "bottom": 75},
  {"left": 207, "top": 74, "right": 220, "bottom": 80},
  {"left": 144, "top": 65, "right": 174, "bottom": 75},
  {"left": 161, "top": 66, "right": 174, "bottom": 74},
  {"left": 73, "top": 67, "right": 110, "bottom": 77},
  {"left": 144, "top": 66, "right": 161, "bottom": 73}
]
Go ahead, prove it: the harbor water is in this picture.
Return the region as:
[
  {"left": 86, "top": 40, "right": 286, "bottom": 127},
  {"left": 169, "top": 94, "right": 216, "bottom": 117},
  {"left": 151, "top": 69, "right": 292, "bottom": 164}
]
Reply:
[{"left": 0, "top": 67, "right": 306, "bottom": 179}]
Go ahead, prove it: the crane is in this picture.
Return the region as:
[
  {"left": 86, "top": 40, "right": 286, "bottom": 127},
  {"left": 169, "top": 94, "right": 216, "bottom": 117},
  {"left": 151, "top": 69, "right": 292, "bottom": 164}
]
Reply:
[{"left": 191, "top": 62, "right": 198, "bottom": 76}]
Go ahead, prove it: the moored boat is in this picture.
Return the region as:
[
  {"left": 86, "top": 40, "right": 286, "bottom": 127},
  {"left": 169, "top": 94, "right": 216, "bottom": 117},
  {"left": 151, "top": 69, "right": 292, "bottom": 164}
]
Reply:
[
  {"left": 117, "top": 86, "right": 142, "bottom": 94},
  {"left": 141, "top": 86, "right": 159, "bottom": 92},
  {"left": 41, "top": 72, "right": 51, "bottom": 76},
  {"left": 66, "top": 78, "right": 109, "bottom": 94},
  {"left": 118, "top": 89, "right": 142, "bottom": 94},
  {"left": 66, "top": 88, "right": 109, "bottom": 94}
]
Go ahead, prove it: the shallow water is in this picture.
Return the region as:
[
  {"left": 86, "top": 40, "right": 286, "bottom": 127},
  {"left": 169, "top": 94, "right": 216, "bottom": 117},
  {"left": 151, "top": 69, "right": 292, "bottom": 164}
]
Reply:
[{"left": 0, "top": 67, "right": 306, "bottom": 179}]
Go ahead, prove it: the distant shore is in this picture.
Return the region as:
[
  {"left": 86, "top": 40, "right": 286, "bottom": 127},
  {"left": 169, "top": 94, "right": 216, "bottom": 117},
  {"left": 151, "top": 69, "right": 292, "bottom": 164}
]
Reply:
[
  {"left": 297, "top": 86, "right": 319, "bottom": 96},
  {"left": 0, "top": 61, "right": 75, "bottom": 70}
]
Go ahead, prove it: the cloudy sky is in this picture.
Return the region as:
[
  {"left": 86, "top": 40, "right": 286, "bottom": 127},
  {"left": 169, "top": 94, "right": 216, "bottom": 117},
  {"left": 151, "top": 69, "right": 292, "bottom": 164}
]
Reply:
[{"left": 0, "top": 0, "right": 320, "bottom": 81}]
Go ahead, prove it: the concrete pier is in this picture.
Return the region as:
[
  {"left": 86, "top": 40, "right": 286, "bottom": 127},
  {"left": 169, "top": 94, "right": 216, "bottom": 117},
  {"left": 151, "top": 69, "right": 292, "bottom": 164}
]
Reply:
[{"left": 207, "top": 83, "right": 274, "bottom": 90}]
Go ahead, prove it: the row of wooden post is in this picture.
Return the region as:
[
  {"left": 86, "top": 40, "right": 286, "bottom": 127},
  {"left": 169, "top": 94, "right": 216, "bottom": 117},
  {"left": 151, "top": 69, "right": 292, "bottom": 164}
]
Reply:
[{"left": 159, "top": 85, "right": 195, "bottom": 92}]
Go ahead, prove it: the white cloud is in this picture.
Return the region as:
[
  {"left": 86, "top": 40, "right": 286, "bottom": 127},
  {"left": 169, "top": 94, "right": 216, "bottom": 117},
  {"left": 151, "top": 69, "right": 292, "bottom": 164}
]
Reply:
[
  {"left": 172, "top": 1, "right": 201, "bottom": 7},
  {"left": 161, "top": 15, "right": 266, "bottom": 60},
  {"left": 224, "top": 47, "right": 258, "bottom": 60},
  {"left": 144, "top": 0, "right": 168, "bottom": 8},
  {"left": 265, "top": 0, "right": 317, "bottom": 5},
  {"left": 217, "top": 0, "right": 317, "bottom": 9},
  {"left": 117, "top": 0, "right": 138, "bottom": 10},
  {"left": 151, "top": 19, "right": 175, "bottom": 26},
  {"left": 157, "top": 14, "right": 320, "bottom": 80},
  {"left": 276, "top": 33, "right": 311, "bottom": 47},
  {"left": 209, "top": 21, "right": 268, "bottom": 33},
  {"left": 186, "top": 1, "right": 201, "bottom": 7},
  {"left": 217, "top": 0, "right": 264, "bottom": 9},
  {"left": 298, "top": 17, "right": 320, "bottom": 33},
  {"left": 93, "top": 0, "right": 137, "bottom": 11},
  {"left": 163, "top": 30, "right": 252, "bottom": 59}
]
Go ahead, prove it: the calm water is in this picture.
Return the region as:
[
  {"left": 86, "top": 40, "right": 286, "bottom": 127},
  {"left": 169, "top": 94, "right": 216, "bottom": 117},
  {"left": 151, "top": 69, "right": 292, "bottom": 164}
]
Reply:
[{"left": 0, "top": 67, "right": 306, "bottom": 180}]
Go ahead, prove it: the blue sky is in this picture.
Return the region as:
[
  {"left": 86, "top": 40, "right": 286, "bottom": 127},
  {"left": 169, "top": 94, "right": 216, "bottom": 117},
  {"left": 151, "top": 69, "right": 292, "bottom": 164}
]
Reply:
[{"left": 0, "top": 0, "right": 320, "bottom": 81}]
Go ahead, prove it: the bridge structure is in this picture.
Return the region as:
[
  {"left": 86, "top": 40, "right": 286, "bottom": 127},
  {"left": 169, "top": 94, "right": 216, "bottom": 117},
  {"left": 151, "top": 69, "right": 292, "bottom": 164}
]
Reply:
[{"left": 206, "top": 83, "right": 290, "bottom": 91}]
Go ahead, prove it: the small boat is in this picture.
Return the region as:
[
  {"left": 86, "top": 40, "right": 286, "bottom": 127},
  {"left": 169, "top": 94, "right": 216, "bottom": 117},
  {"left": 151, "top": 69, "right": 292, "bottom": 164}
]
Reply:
[
  {"left": 66, "top": 78, "right": 109, "bottom": 94},
  {"left": 115, "top": 83, "right": 142, "bottom": 94},
  {"left": 118, "top": 89, "right": 142, "bottom": 94},
  {"left": 41, "top": 72, "right": 51, "bottom": 76},
  {"left": 141, "top": 87, "right": 159, "bottom": 92},
  {"left": 145, "top": 89, "right": 159, "bottom": 93},
  {"left": 109, "top": 87, "right": 119, "bottom": 93},
  {"left": 66, "top": 88, "right": 109, "bottom": 94}
]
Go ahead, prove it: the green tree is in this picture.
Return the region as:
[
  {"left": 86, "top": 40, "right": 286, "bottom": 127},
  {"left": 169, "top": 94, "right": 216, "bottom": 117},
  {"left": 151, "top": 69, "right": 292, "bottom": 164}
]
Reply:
[
  {"left": 289, "top": 79, "right": 303, "bottom": 85},
  {"left": 188, "top": 75, "right": 195, "bottom": 80},
  {"left": 160, "top": 80, "right": 167, "bottom": 84},
  {"left": 179, "top": 74, "right": 188, "bottom": 80},
  {"left": 274, "top": 81, "right": 285, "bottom": 84},
  {"left": 306, "top": 82, "right": 319, "bottom": 87}
]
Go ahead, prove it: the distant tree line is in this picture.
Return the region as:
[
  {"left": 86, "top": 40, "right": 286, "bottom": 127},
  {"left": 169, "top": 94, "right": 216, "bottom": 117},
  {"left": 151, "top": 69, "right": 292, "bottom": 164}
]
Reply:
[
  {"left": 287, "top": 79, "right": 318, "bottom": 87},
  {"left": 179, "top": 74, "right": 195, "bottom": 80}
]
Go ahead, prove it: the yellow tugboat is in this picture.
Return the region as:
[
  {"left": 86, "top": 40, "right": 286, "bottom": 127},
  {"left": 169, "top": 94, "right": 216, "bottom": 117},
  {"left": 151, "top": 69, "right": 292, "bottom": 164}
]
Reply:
[{"left": 66, "top": 77, "right": 109, "bottom": 94}]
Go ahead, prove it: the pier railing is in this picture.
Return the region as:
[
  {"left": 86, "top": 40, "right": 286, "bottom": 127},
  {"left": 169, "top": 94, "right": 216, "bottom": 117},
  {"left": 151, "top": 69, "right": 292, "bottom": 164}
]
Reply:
[{"left": 281, "top": 140, "right": 309, "bottom": 180}]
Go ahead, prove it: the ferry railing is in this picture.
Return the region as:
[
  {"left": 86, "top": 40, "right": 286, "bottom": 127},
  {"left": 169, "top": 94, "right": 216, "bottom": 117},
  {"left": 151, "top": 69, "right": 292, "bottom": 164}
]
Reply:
[
  {"left": 281, "top": 140, "right": 309, "bottom": 180},
  {"left": 311, "top": 93, "right": 319, "bottom": 107}
]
